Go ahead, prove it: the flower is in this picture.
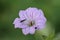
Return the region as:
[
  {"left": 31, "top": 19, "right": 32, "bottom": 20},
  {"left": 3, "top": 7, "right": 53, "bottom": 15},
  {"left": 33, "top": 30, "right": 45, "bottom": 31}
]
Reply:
[{"left": 13, "top": 7, "right": 47, "bottom": 35}]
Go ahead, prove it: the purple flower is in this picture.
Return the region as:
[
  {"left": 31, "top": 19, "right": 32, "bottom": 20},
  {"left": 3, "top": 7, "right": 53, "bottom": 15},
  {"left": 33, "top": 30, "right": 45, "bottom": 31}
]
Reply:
[{"left": 13, "top": 7, "right": 47, "bottom": 35}]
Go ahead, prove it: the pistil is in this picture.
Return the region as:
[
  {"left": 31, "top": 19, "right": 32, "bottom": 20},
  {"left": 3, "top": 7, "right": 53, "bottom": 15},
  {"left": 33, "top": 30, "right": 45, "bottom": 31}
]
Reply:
[{"left": 28, "top": 21, "right": 35, "bottom": 27}]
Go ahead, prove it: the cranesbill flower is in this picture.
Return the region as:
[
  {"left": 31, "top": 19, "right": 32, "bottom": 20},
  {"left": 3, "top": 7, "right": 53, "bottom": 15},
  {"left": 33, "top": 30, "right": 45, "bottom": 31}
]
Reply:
[{"left": 13, "top": 7, "right": 47, "bottom": 35}]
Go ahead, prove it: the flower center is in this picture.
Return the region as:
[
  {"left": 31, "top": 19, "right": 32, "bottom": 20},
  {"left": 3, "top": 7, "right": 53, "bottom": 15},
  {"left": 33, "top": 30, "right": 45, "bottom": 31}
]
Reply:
[
  {"left": 28, "top": 21, "right": 35, "bottom": 27},
  {"left": 20, "top": 19, "right": 35, "bottom": 27}
]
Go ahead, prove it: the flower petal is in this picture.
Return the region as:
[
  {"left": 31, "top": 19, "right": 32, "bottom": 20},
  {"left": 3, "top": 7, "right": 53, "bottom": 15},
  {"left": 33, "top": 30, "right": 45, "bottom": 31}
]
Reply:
[
  {"left": 14, "top": 23, "right": 20, "bottom": 28},
  {"left": 14, "top": 23, "right": 28, "bottom": 28},
  {"left": 26, "top": 7, "right": 44, "bottom": 20},
  {"left": 26, "top": 7, "right": 34, "bottom": 20},
  {"left": 26, "top": 7, "right": 39, "bottom": 19},
  {"left": 35, "top": 16, "right": 46, "bottom": 25},
  {"left": 13, "top": 18, "right": 28, "bottom": 28},
  {"left": 37, "top": 24, "right": 46, "bottom": 30},
  {"left": 19, "top": 10, "right": 28, "bottom": 20},
  {"left": 39, "top": 9, "right": 44, "bottom": 16},
  {"left": 13, "top": 18, "right": 20, "bottom": 24},
  {"left": 22, "top": 27, "right": 29, "bottom": 35},
  {"left": 29, "top": 27, "right": 35, "bottom": 34},
  {"left": 35, "top": 15, "right": 46, "bottom": 30}
]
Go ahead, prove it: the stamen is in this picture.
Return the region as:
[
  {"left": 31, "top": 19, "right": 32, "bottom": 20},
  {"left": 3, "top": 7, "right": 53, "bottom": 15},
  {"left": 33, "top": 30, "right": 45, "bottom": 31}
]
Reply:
[
  {"left": 20, "top": 19, "right": 26, "bottom": 22},
  {"left": 28, "top": 21, "right": 35, "bottom": 27},
  {"left": 30, "top": 21, "right": 33, "bottom": 26},
  {"left": 35, "top": 27, "right": 37, "bottom": 29}
]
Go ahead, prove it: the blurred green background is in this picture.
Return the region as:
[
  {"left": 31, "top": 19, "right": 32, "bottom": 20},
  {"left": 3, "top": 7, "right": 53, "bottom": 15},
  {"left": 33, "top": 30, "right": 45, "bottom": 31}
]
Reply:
[{"left": 0, "top": 0, "right": 60, "bottom": 40}]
